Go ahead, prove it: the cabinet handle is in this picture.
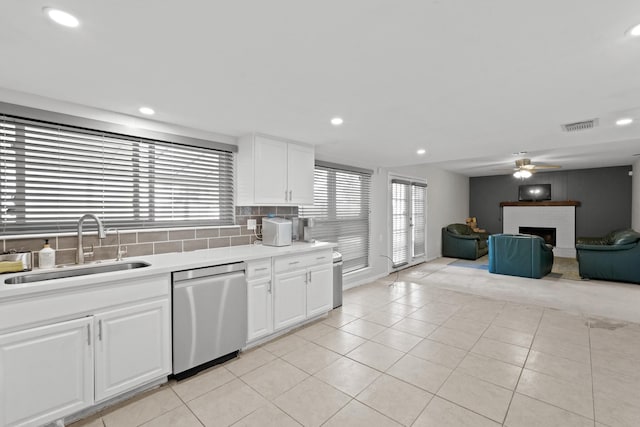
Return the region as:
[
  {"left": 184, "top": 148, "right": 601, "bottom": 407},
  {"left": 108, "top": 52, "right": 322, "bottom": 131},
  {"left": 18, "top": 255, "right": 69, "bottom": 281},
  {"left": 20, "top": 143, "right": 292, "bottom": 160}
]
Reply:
[
  {"left": 98, "top": 320, "right": 103, "bottom": 341},
  {"left": 289, "top": 261, "right": 300, "bottom": 265},
  {"left": 255, "top": 267, "right": 268, "bottom": 271},
  {"left": 285, "top": 190, "right": 288, "bottom": 201},
  {"left": 305, "top": 271, "right": 308, "bottom": 284},
  {"left": 87, "top": 324, "right": 91, "bottom": 346},
  {"left": 309, "top": 270, "right": 312, "bottom": 282},
  {"left": 289, "top": 190, "right": 292, "bottom": 201},
  {"left": 316, "top": 256, "right": 326, "bottom": 260},
  {"left": 268, "top": 281, "right": 272, "bottom": 293}
]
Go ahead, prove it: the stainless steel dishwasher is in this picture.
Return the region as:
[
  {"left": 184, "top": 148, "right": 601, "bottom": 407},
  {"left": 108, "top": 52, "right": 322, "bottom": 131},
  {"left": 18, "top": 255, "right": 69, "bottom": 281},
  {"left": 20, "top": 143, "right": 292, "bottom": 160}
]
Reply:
[{"left": 172, "top": 262, "right": 246, "bottom": 379}]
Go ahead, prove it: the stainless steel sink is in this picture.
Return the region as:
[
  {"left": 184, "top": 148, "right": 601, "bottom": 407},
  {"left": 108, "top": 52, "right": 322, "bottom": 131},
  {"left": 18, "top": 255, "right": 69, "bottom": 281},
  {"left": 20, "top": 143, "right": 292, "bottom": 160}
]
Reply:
[{"left": 4, "top": 262, "right": 151, "bottom": 285}]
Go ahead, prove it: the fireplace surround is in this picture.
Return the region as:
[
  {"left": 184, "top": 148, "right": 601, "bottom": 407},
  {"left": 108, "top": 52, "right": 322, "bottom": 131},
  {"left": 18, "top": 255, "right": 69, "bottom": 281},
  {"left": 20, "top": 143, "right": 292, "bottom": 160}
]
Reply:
[{"left": 501, "top": 201, "right": 580, "bottom": 257}]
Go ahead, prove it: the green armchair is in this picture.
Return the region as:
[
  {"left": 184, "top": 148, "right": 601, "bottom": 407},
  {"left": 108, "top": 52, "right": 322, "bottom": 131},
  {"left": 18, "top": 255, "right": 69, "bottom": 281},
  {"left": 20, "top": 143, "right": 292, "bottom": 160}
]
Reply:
[
  {"left": 442, "top": 223, "right": 488, "bottom": 260},
  {"left": 576, "top": 229, "right": 640, "bottom": 284},
  {"left": 488, "top": 234, "right": 554, "bottom": 279}
]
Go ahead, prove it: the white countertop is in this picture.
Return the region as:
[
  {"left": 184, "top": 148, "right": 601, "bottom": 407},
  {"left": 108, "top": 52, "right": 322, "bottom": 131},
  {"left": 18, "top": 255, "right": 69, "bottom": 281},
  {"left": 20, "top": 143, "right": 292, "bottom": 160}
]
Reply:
[{"left": 0, "top": 241, "right": 336, "bottom": 301}]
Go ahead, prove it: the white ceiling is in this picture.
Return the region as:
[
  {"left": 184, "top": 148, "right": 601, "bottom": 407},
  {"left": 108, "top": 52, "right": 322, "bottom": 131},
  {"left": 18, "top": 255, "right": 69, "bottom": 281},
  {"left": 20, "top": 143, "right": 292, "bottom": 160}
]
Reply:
[{"left": 1, "top": 0, "right": 640, "bottom": 176}]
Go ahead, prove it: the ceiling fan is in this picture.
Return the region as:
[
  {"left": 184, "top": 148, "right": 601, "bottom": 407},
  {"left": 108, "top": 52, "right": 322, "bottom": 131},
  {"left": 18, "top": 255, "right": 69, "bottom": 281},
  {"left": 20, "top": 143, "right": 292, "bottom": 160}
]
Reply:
[{"left": 501, "top": 158, "right": 561, "bottom": 178}]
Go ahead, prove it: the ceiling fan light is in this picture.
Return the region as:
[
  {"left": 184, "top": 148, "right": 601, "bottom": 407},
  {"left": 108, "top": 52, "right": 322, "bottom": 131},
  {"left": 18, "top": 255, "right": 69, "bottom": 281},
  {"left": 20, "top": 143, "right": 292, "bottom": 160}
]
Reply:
[{"left": 513, "top": 170, "right": 532, "bottom": 179}]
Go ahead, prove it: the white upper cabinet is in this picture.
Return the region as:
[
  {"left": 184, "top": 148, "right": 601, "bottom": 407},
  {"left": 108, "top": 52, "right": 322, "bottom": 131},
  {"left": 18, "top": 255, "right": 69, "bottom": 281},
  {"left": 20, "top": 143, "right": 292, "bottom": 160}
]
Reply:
[
  {"left": 286, "top": 143, "right": 314, "bottom": 204},
  {"left": 237, "top": 134, "right": 314, "bottom": 205}
]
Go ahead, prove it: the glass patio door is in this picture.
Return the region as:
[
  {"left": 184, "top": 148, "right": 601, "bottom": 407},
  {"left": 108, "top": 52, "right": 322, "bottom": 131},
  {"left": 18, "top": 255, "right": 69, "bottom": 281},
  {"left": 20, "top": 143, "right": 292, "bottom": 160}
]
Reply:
[{"left": 391, "top": 178, "right": 427, "bottom": 268}]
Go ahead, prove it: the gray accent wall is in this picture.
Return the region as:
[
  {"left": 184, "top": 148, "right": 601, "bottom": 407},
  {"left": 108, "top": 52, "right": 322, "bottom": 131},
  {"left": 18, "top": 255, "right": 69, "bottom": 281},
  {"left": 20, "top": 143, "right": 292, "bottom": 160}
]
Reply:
[{"left": 469, "top": 166, "right": 633, "bottom": 238}]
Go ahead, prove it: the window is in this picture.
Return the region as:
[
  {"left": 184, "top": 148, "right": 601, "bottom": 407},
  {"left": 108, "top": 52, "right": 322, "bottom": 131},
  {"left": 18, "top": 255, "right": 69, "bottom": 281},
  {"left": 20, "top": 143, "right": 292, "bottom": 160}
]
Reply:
[
  {"left": 391, "top": 178, "right": 427, "bottom": 267},
  {"left": 0, "top": 113, "right": 235, "bottom": 235},
  {"left": 299, "top": 162, "right": 372, "bottom": 273}
]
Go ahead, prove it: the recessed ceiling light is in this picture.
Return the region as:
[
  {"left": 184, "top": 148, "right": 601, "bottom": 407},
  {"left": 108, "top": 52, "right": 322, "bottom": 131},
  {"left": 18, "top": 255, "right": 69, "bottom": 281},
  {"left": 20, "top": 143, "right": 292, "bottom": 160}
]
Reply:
[
  {"left": 139, "top": 107, "right": 155, "bottom": 115},
  {"left": 330, "top": 117, "right": 343, "bottom": 126},
  {"left": 43, "top": 7, "right": 79, "bottom": 28},
  {"left": 628, "top": 23, "right": 640, "bottom": 37},
  {"left": 417, "top": 148, "right": 427, "bottom": 155},
  {"left": 616, "top": 118, "right": 633, "bottom": 126}
]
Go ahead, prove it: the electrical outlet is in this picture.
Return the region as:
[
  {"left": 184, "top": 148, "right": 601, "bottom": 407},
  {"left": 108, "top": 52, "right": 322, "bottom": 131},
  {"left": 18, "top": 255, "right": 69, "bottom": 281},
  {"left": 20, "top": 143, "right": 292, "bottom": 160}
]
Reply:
[{"left": 247, "top": 219, "right": 257, "bottom": 230}]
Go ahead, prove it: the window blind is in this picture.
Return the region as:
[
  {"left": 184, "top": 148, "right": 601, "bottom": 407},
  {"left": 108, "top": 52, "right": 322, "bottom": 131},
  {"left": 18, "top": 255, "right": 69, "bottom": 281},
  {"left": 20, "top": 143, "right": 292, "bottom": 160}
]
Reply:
[
  {"left": 299, "top": 163, "right": 371, "bottom": 273},
  {"left": 412, "top": 183, "right": 427, "bottom": 258},
  {"left": 0, "top": 115, "right": 235, "bottom": 235},
  {"left": 391, "top": 179, "right": 410, "bottom": 267}
]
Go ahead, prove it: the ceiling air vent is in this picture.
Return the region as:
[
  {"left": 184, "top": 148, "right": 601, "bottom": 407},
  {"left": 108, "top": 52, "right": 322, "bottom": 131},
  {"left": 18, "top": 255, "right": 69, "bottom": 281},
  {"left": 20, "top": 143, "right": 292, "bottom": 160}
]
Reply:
[{"left": 561, "top": 118, "right": 598, "bottom": 132}]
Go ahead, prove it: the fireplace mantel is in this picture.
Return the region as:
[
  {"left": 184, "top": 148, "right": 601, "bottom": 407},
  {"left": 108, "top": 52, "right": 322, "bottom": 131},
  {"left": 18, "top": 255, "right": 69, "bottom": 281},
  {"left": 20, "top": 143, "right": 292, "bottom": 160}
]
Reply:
[{"left": 500, "top": 201, "right": 581, "bottom": 207}]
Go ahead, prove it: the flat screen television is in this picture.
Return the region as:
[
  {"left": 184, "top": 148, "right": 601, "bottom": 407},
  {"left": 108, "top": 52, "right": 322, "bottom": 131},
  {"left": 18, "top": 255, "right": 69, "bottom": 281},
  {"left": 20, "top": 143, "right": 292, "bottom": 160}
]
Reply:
[{"left": 518, "top": 184, "right": 551, "bottom": 201}]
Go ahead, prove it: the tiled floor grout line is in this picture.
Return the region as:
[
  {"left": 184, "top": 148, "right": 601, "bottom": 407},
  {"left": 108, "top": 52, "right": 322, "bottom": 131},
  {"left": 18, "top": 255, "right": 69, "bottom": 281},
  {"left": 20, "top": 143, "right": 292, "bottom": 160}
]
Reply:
[
  {"left": 499, "top": 306, "right": 544, "bottom": 426},
  {"left": 587, "top": 318, "right": 597, "bottom": 427},
  {"left": 407, "top": 308, "right": 499, "bottom": 426}
]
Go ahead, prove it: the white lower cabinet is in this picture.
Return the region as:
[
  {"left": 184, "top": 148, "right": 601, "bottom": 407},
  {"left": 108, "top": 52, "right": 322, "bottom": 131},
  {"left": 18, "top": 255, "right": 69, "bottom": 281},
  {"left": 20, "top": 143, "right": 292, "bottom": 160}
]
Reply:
[
  {"left": 246, "top": 249, "right": 334, "bottom": 344},
  {"left": 0, "top": 317, "right": 94, "bottom": 427},
  {"left": 306, "top": 264, "right": 333, "bottom": 318},
  {"left": 95, "top": 299, "right": 171, "bottom": 402},
  {"left": 247, "top": 277, "right": 274, "bottom": 342},
  {"left": 273, "top": 269, "right": 308, "bottom": 330},
  {"left": 272, "top": 250, "right": 333, "bottom": 332},
  {"left": 0, "top": 288, "right": 171, "bottom": 427}
]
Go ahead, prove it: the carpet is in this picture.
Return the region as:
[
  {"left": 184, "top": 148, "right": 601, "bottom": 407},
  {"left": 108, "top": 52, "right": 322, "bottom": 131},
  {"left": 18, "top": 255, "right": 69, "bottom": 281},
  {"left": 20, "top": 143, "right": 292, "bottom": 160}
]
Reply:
[{"left": 449, "top": 256, "right": 582, "bottom": 281}]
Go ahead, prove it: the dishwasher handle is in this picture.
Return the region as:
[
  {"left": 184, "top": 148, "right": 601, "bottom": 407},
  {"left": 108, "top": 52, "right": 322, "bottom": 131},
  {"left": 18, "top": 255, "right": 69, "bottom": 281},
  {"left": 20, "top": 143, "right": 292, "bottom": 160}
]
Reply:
[
  {"left": 173, "top": 271, "right": 245, "bottom": 290},
  {"left": 173, "top": 262, "right": 245, "bottom": 282}
]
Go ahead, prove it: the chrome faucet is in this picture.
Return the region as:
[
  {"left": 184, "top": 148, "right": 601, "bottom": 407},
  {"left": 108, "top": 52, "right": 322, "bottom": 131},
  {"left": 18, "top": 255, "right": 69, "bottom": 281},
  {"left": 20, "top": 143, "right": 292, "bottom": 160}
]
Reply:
[{"left": 77, "top": 214, "right": 107, "bottom": 264}]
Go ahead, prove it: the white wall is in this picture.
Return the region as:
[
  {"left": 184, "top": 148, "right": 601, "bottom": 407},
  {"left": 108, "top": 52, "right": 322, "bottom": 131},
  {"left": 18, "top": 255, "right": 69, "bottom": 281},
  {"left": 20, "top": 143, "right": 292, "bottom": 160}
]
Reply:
[
  {"left": 0, "top": 87, "right": 236, "bottom": 145},
  {"left": 343, "top": 163, "right": 470, "bottom": 289},
  {"left": 389, "top": 164, "right": 470, "bottom": 260},
  {"left": 633, "top": 158, "right": 640, "bottom": 230},
  {"left": 4, "top": 88, "right": 472, "bottom": 288}
]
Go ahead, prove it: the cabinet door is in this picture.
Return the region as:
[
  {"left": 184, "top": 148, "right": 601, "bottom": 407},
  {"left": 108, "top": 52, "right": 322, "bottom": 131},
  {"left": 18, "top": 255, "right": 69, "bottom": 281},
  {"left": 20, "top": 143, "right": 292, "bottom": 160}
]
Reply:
[
  {"left": 306, "top": 264, "right": 333, "bottom": 318},
  {"left": 273, "top": 270, "right": 307, "bottom": 330},
  {"left": 287, "top": 143, "right": 315, "bottom": 204},
  {"left": 254, "top": 136, "right": 289, "bottom": 204},
  {"left": 247, "top": 277, "right": 273, "bottom": 342},
  {"left": 0, "top": 317, "right": 93, "bottom": 427},
  {"left": 94, "top": 299, "right": 171, "bottom": 402}
]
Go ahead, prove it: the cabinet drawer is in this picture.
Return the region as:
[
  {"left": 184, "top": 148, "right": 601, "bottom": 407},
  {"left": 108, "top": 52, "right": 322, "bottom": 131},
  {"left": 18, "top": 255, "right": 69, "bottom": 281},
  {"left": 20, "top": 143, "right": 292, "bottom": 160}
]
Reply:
[
  {"left": 274, "top": 249, "right": 332, "bottom": 273},
  {"left": 247, "top": 259, "right": 272, "bottom": 279},
  {"left": 307, "top": 250, "right": 332, "bottom": 266},
  {"left": 274, "top": 254, "right": 307, "bottom": 273}
]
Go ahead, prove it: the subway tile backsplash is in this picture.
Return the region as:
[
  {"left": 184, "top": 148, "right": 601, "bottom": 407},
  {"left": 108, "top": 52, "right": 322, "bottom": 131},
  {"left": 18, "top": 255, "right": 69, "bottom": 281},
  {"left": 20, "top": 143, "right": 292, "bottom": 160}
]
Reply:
[{"left": 1, "top": 206, "right": 298, "bottom": 268}]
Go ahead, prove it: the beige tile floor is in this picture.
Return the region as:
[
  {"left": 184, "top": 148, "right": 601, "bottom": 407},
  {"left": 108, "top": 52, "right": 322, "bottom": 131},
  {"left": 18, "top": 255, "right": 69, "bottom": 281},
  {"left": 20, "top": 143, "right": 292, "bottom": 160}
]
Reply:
[{"left": 71, "top": 259, "right": 640, "bottom": 427}]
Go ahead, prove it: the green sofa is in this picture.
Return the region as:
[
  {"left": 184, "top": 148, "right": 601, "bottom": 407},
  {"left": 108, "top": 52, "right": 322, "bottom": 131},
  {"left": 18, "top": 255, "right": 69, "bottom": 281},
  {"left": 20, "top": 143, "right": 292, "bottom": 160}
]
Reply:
[
  {"left": 488, "top": 234, "right": 554, "bottom": 279},
  {"left": 576, "top": 229, "right": 640, "bottom": 284},
  {"left": 442, "top": 223, "right": 488, "bottom": 260}
]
